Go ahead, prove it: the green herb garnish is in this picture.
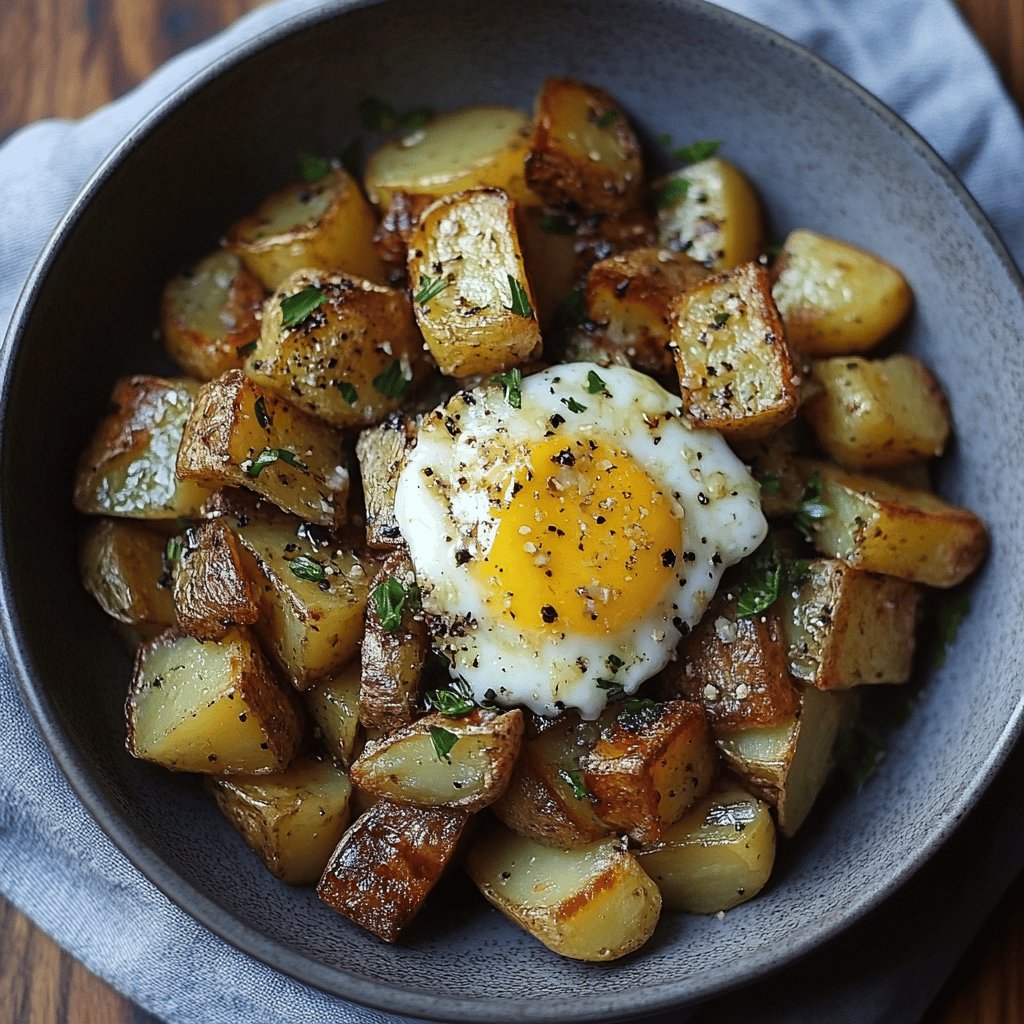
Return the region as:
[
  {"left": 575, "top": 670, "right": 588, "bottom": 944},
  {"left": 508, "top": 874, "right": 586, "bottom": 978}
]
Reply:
[
  {"left": 735, "top": 541, "right": 808, "bottom": 618},
  {"left": 655, "top": 177, "right": 690, "bottom": 210},
  {"left": 414, "top": 274, "right": 450, "bottom": 306},
  {"left": 933, "top": 592, "right": 970, "bottom": 668},
  {"left": 617, "top": 698, "right": 662, "bottom": 730},
  {"left": 558, "top": 767, "right": 593, "bottom": 801},
  {"left": 492, "top": 367, "right": 523, "bottom": 409},
  {"left": 557, "top": 288, "right": 587, "bottom": 328},
  {"left": 289, "top": 556, "right": 326, "bottom": 583},
  {"left": 254, "top": 395, "right": 272, "bottom": 429},
  {"left": 585, "top": 370, "right": 608, "bottom": 394},
  {"left": 429, "top": 725, "right": 459, "bottom": 762},
  {"left": 281, "top": 286, "right": 326, "bottom": 328},
  {"left": 506, "top": 274, "right": 534, "bottom": 319},
  {"left": 335, "top": 381, "right": 358, "bottom": 405},
  {"left": 297, "top": 151, "right": 332, "bottom": 182},
  {"left": 712, "top": 311, "right": 731, "bottom": 328},
  {"left": 165, "top": 536, "right": 183, "bottom": 569},
  {"left": 243, "top": 447, "right": 306, "bottom": 478},
  {"left": 758, "top": 474, "right": 782, "bottom": 493},
  {"left": 596, "top": 677, "right": 624, "bottom": 696},
  {"left": 672, "top": 139, "right": 720, "bottom": 165},
  {"left": 793, "top": 471, "right": 833, "bottom": 540},
  {"left": 562, "top": 396, "right": 587, "bottom": 414},
  {"left": 597, "top": 109, "right": 621, "bottom": 129},
  {"left": 425, "top": 686, "right": 476, "bottom": 717},
  {"left": 539, "top": 213, "right": 577, "bottom": 235},
  {"left": 372, "top": 575, "right": 417, "bottom": 632},
  {"left": 372, "top": 359, "right": 411, "bottom": 400}
]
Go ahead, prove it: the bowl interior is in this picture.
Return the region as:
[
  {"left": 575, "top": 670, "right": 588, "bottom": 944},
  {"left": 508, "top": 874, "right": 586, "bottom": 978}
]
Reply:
[{"left": 3, "top": 0, "right": 1024, "bottom": 1020}]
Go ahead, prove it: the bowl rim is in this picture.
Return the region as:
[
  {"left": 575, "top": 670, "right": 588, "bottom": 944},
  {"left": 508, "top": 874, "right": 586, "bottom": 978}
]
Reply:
[{"left": 3, "top": 0, "right": 1024, "bottom": 1020}]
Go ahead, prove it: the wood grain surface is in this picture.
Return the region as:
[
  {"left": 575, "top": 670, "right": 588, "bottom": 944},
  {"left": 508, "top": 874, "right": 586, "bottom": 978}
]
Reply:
[{"left": 0, "top": 1, "right": 1021, "bottom": 1022}]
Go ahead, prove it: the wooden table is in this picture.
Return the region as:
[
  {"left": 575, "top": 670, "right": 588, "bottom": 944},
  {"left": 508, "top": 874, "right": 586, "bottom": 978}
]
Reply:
[{"left": 1, "top": 1, "right": 1022, "bottom": 1021}]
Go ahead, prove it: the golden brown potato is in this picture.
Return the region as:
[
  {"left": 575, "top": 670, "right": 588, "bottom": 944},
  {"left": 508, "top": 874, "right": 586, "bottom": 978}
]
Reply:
[
  {"left": 515, "top": 206, "right": 582, "bottom": 330},
  {"left": 581, "top": 700, "right": 717, "bottom": 844},
  {"left": 670, "top": 262, "right": 801, "bottom": 439},
  {"left": 225, "top": 168, "right": 383, "bottom": 289},
  {"left": 79, "top": 518, "right": 176, "bottom": 627},
  {"left": 176, "top": 369, "right": 350, "bottom": 528},
  {"left": 211, "top": 754, "right": 353, "bottom": 884},
  {"left": 305, "top": 660, "right": 362, "bottom": 768},
  {"left": 407, "top": 188, "right": 542, "bottom": 377},
  {"left": 654, "top": 158, "right": 763, "bottom": 270},
  {"left": 372, "top": 191, "right": 436, "bottom": 281},
  {"left": 525, "top": 78, "right": 644, "bottom": 215},
  {"left": 317, "top": 800, "right": 471, "bottom": 942},
  {"left": 246, "top": 269, "right": 429, "bottom": 429},
  {"left": 354, "top": 414, "right": 416, "bottom": 550},
  {"left": 731, "top": 423, "right": 809, "bottom": 519},
  {"left": 126, "top": 627, "right": 301, "bottom": 774},
  {"left": 74, "top": 376, "right": 212, "bottom": 520},
  {"left": 466, "top": 822, "right": 661, "bottom": 962},
  {"left": 159, "top": 250, "right": 264, "bottom": 381},
  {"left": 772, "top": 229, "right": 912, "bottom": 355},
  {"left": 572, "top": 209, "right": 658, "bottom": 276}
]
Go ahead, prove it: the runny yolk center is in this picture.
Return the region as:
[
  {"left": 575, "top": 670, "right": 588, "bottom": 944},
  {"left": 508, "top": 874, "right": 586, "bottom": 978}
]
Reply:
[{"left": 474, "top": 435, "right": 682, "bottom": 635}]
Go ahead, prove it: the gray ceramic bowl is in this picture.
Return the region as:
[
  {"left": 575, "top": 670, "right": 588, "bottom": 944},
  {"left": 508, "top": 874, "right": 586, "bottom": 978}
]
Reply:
[{"left": 2, "top": 0, "right": 1023, "bottom": 1020}]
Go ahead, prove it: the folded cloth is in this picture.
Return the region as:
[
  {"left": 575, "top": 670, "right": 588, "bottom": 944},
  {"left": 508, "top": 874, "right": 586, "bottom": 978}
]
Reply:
[{"left": 1, "top": 2, "right": 1022, "bottom": 1022}]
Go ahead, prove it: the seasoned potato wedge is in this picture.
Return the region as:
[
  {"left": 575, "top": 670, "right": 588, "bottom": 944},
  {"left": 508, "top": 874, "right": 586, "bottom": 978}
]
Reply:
[
  {"left": 581, "top": 700, "right": 717, "bottom": 843},
  {"left": 654, "top": 158, "right": 763, "bottom": 270},
  {"left": 80, "top": 519, "right": 176, "bottom": 627},
  {"left": 803, "top": 355, "right": 949, "bottom": 468},
  {"left": 584, "top": 247, "right": 710, "bottom": 375},
  {"left": 466, "top": 823, "right": 661, "bottom": 961},
  {"left": 373, "top": 191, "right": 436, "bottom": 281},
  {"left": 780, "top": 559, "right": 920, "bottom": 689},
  {"left": 525, "top": 78, "right": 643, "bottom": 215},
  {"left": 636, "top": 783, "right": 776, "bottom": 913},
  {"left": 75, "top": 376, "right": 212, "bottom": 519},
  {"left": 772, "top": 229, "right": 912, "bottom": 355},
  {"left": 799, "top": 460, "right": 988, "bottom": 587},
  {"left": 670, "top": 262, "right": 800, "bottom": 439},
  {"left": 247, "top": 269, "right": 428, "bottom": 429},
  {"left": 126, "top": 627, "right": 301, "bottom": 774},
  {"left": 176, "top": 369, "right": 350, "bottom": 528},
  {"left": 211, "top": 754, "right": 353, "bottom": 884},
  {"left": 407, "top": 188, "right": 542, "bottom": 377},
  {"left": 305, "top": 660, "right": 362, "bottom": 768},
  {"left": 225, "top": 168, "right": 383, "bottom": 289},
  {"left": 318, "top": 800, "right": 471, "bottom": 942},
  {"left": 350, "top": 708, "right": 523, "bottom": 811},
  {"left": 355, "top": 413, "right": 416, "bottom": 550},
  {"left": 364, "top": 105, "right": 536, "bottom": 211},
  {"left": 359, "top": 552, "right": 429, "bottom": 731},
  {"left": 159, "top": 249, "right": 264, "bottom": 381}
]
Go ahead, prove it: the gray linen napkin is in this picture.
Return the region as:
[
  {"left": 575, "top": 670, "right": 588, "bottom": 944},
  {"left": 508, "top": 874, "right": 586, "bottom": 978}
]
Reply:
[{"left": 2, "top": 2, "right": 1023, "bottom": 1022}]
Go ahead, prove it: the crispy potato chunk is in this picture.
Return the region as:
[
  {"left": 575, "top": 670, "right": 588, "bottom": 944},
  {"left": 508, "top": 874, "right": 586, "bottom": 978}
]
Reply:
[
  {"left": 803, "top": 355, "right": 949, "bottom": 468},
  {"left": 355, "top": 414, "right": 416, "bottom": 550},
  {"left": 407, "top": 188, "right": 542, "bottom": 377},
  {"left": 160, "top": 250, "right": 264, "bottom": 381},
  {"left": 373, "top": 192, "right": 436, "bottom": 281},
  {"left": 80, "top": 519, "right": 176, "bottom": 627},
  {"left": 225, "top": 168, "right": 383, "bottom": 289},
  {"left": 351, "top": 708, "right": 523, "bottom": 812},
  {"left": 466, "top": 822, "right": 661, "bottom": 961},
  {"left": 211, "top": 754, "right": 353, "bottom": 884},
  {"left": 364, "top": 105, "right": 537, "bottom": 211},
  {"left": 247, "top": 270, "right": 429, "bottom": 429},
  {"left": 525, "top": 78, "right": 643, "bottom": 215},
  {"left": 317, "top": 800, "right": 470, "bottom": 942},
  {"left": 772, "top": 229, "right": 912, "bottom": 355},
  {"left": 305, "top": 660, "right": 362, "bottom": 768},
  {"left": 75, "top": 376, "right": 212, "bottom": 519},
  {"left": 581, "top": 700, "right": 717, "bottom": 844},
  {"left": 127, "top": 627, "right": 301, "bottom": 774},
  {"left": 654, "top": 158, "right": 763, "bottom": 270},
  {"left": 799, "top": 460, "right": 988, "bottom": 587},
  {"left": 780, "top": 559, "right": 921, "bottom": 689},
  {"left": 585, "top": 247, "right": 710, "bottom": 375},
  {"left": 176, "top": 370, "right": 350, "bottom": 528},
  {"left": 731, "top": 423, "right": 808, "bottom": 518},
  {"left": 636, "top": 783, "right": 776, "bottom": 913},
  {"left": 670, "top": 262, "right": 800, "bottom": 439}
]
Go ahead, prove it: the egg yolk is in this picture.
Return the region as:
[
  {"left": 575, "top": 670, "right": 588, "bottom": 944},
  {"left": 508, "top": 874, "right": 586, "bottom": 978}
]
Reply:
[{"left": 474, "top": 435, "right": 682, "bottom": 636}]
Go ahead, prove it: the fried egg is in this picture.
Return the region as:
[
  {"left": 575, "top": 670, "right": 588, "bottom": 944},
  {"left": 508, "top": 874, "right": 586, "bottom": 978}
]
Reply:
[{"left": 393, "top": 363, "right": 766, "bottom": 718}]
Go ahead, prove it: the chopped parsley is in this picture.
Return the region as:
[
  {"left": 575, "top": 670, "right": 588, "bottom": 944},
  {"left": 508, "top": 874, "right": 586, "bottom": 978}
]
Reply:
[
  {"left": 289, "top": 556, "right": 326, "bottom": 583},
  {"left": 492, "top": 367, "right": 523, "bottom": 409},
  {"left": 597, "top": 109, "right": 621, "bottom": 129},
  {"left": 506, "top": 274, "right": 534, "bottom": 319},
  {"left": 243, "top": 447, "right": 306, "bottom": 478},
  {"left": 672, "top": 139, "right": 720, "bottom": 165},
  {"left": 425, "top": 683, "right": 476, "bottom": 717},
  {"left": 933, "top": 591, "right": 970, "bottom": 668},
  {"left": 165, "top": 536, "right": 183, "bottom": 570},
  {"left": 556, "top": 288, "right": 587, "bottom": 328},
  {"left": 297, "top": 151, "right": 332, "bottom": 182},
  {"left": 235, "top": 339, "right": 258, "bottom": 359},
  {"left": 372, "top": 359, "right": 411, "bottom": 400},
  {"left": 735, "top": 541, "right": 808, "bottom": 618},
  {"left": 793, "top": 471, "right": 834, "bottom": 540},
  {"left": 253, "top": 395, "right": 272, "bottom": 429},
  {"left": 372, "top": 575, "right": 418, "bottom": 632},
  {"left": 712, "top": 311, "right": 731, "bottom": 328},
  {"left": 596, "top": 677, "right": 624, "bottom": 696},
  {"left": 429, "top": 725, "right": 459, "bottom": 762},
  {"left": 617, "top": 698, "right": 662, "bottom": 730},
  {"left": 562, "top": 396, "right": 587, "bottom": 414},
  {"left": 585, "top": 370, "right": 608, "bottom": 394},
  {"left": 757, "top": 473, "right": 782, "bottom": 493},
  {"left": 655, "top": 177, "right": 690, "bottom": 210},
  {"left": 414, "top": 274, "right": 450, "bottom": 306},
  {"left": 280, "top": 286, "right": 326, "bottom": 328},
  {"left": 335, "top": 381, "right": 358, "bottom": 405},
  {"left": 539, "top": 213, "right": 577, "bottom": 235},
  {"left": 558, "top": 767, "right": 593, "bottom": 801}
]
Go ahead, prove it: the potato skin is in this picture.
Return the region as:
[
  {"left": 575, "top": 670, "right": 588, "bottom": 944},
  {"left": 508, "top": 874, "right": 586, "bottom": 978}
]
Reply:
[{"left": 355, "top": 414, "right": 416, "bottom": 550}]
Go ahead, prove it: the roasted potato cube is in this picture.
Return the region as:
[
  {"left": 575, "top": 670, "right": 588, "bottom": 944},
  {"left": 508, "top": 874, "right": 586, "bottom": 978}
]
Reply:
[
  {"left": 654, "top": 158, "right": 763, "bottom": 270},
  {"left": 572, "top": 209, "right": 658, "bottom": 276},
  {"left": 515, "top": 206, "right": 582, "bottom": 330},
  {"left": 355, "top": 414, "right": 416, "bottom": 550},
  {"left": 466, "top": 823, "right": 661, "bottom": 962},
  {"left": 772, "top": 229, "right": 912, "bottom": 355},
  {"left": 780, "top": 559, "right": 920, "bottom": 689},
  {"left": 176, "top": 370, "right": 350, "bottom": 528},
  {"left": 75, "top": 376, "right": 212, "bottom": 519},
  {"left": 79, "top": 519, "right": 176, "bottom": 627},
  {"left": 731, "top": 423, "right": 808, "bottom": 518},
  {"left": 350, "top": 708, "right": 523, "bottom": 812},
  {"left": 636, "top": 783, "right": 776, "bottom": 913},
  {"left": 126, "top": 627, "right": 301, "bottom": 774},
  {"left": 407, "top": 188, "right": 542, "bottom": 377},
  {"left": 364, "top": 105, "right": 537, "bottom": 211},
  {"left": 171, "top": 518, "right": 259, "bottom": 641},
  {"left": 359, "top": 552, "right": 428, "bottom": 731},
  {"left": 305, "top": 660, "right": 362, "bottom": 768},
  {"left": 317, "top": 800, "right": 470, "bottom": 942},
  {"left": 803, "top": 355, "right": 950, "bottom": 468},
  {"left": 525, "top": 78, "right": 643, "bottom": 215},
  {"left": 211, "top": 754, "right": 353, "bottom": 884},
  {"left": 584, "top": 247, "right": 710, "bottom": 375},
  {"left": 799, "top": 460, "right": 988, "bottom": 587},
  {"left": 225, "top": 168, "right": 383, "bottom": 290},
  {"left": 372, "top": 191, "right": 436, "bottom": 281},
  {"left": 670, "top": 262, "right": 800, "bottom": 439},
  {"left": 159, "top": 250, "right": 264, "bottom": 381},
  {"left": 581, "top": 700, "right": 716, "bottom": 844},
  {"left": 247, "top": 269, "right": 428, "bottom": 429}
]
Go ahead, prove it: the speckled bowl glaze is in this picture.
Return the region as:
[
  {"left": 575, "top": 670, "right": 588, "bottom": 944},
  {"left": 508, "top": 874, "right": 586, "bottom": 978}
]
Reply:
[{"left": 2, "top": 0, "right": 1023, "bottom": 1020}]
